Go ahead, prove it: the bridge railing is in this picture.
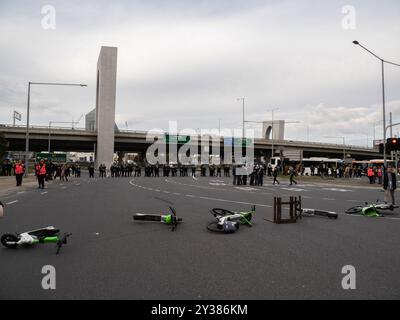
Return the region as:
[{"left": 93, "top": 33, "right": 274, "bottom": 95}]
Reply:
[{"left": 0, "top": 124, "right": 377, "bottom": 151}]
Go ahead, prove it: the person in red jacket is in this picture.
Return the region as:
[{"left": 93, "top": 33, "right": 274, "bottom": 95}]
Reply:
[
  {"left": 367, "top": 166, "right": 375, "bottom": 184},
  {"left": 14, "top": 160, "right": 25, "bottom": 187},
  {"left": 36, "top": 159, "right": 47, "bottom": 189}
]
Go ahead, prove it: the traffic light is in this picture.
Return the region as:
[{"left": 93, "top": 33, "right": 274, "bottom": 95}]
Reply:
[{"left": 386, "top": 138, "right": 400, "bottom": 152}]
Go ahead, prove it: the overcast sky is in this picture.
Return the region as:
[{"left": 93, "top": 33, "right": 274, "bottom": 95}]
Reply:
[{"left": 0, "top": 0, "right": 399, "bottom": 146}]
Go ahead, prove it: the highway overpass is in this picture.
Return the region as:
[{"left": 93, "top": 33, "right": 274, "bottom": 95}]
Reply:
[{"left": 0, "top": 125, "right": 381, "bottom": 160}]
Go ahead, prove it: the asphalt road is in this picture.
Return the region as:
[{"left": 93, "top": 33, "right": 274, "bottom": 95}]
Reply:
[{"left": 1, "top": 174, "right": 400, "bottom": 300}]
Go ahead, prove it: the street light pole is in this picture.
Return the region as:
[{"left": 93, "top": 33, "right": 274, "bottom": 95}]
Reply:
[
  {"left": 267, "top": 108, "right": 279, "bottom": 158},
  {"left": 237, "top": 98, "right": 245, "bottom": 138},
  {"left": 24, "top": 81, "right": 87, "bottom": 176},
  {"left": 352, "top": 40, "right": 400, "bottom": 169},
  {"left": 24, "top": 82, "right": 31, "bottom": 176}
]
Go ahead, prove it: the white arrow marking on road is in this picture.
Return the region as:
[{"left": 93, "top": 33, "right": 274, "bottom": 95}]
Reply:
[
  {"left": 281, "top": 188, "right": 306, "bottom": 192},
  {"left": 235, "top": 187, "right": 259, "bottom": 191},
  {"left": 199, "top": 196, "right": 272, "bottom": 208},
  {"left": 323, "top": 188, "right": 352, "bottom": 192},
  {"left": 6, "top": 200, "right": 18, "bottom": 205}
]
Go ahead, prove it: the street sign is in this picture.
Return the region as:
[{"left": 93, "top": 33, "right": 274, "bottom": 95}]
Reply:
[
  {"left": 233, "top": 138, "right": 253, "bottom": 147},
  {"left": 14, "top": 111, "right": 21, "bottom": 121},
  {"left": 36, "top": 152, "right": 67, "bottom": 163},
  {"left": 165, "top": 134, "right": 190, "bottom": 144}
]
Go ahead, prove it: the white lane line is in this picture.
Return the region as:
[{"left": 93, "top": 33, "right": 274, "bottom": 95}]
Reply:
[
  {"left": 186, "top": 195, "right": 195, "bottom": 197},
  {"left": 61, "top": 186, "right": 67, "bottom": 189},
  {"left": 192, "top": 176, "right": 198, "bottom": 181},
  {"left": 173, "top": 193, "right": 181, "bottom": 196},
  {"left": 163, "top": 191, "right": 170, "bottom": 194},
  {"left": 301, "top": 196, "right": 313, "bottom": 199},
  {"left": 323, "top": 198, "right": 336, "bottom": 201},
  {"left": 41, "top": 191, "right": 48, "bottom": 195},
  {"left": 6, "top": 200, "right": 18, "bottom": 205},
  {"left": 199, "top": 196, "right": 272, "bottom": 208},
  {"left": 154, "top": 189, "right": 161, "bottom": 192}
]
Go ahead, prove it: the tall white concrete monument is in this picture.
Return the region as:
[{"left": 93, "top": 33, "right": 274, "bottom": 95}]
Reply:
[
  {"left": 95, "top": 46, "right": 118, "bottom": 168},
  {"left": 262, "top": 120, "right": 285, "bottom": 140}
]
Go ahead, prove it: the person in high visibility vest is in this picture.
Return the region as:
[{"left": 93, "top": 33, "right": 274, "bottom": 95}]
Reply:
[
  {"left": 367, "top": 166, "right": 375, "bottom": 184},
  {"left": 14, "top": 160, "right": 25, "bottom": 187},
  {"left": 377, "top": 166, "right": 383, "bottom": 184},
  {"left": 36, "top": 159, "right": 47, "bottom": 189}
]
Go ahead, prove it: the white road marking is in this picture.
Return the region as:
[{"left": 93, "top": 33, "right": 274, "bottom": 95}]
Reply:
[
  {"left": 281, "top": 187, "right": 306, "bottom": 192},
  {"left": 199, "top": 196, "right": 272, "bottom": 208},
  {"left": 61, "top": 186, "right": 67, "bottom": 190},
  {"left": 235, "top": 187, "right": 259, "bottom": 191},
  {"left": 6, "top": 200, "right": 18, "bottom": 205},
  {"left": 41, "top": 191, "right": 48, "bottom": 195},
  {"left": 192, "top": 176, "right": 198, "bottom": 181},
  {"left": 163, "top": 191, "right": 170, "bottom": 194},
  {"left": 17, "top": 191, "right": 25, "bottom": 195},
  {"left": 186, "top": 195, "right": 195, "bottom": 197},
  {"left": 173, "top": 193, "right": 181, "bottom": 196},
  {"left": 346, "top": 200, "right": 360, "bottom": 203},
  {"left": 323, "top": 188, "right": 352, "bottom": 192},
  {"left": 323, "top": 198, "right": 336, "bottom": 201}
]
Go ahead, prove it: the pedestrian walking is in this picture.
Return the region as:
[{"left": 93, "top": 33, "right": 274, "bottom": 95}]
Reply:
[
  {"left": 367, "top": 166, "right": 375, "bottom": 184},
  {"left": 272, "top": 167, "right": 280, "bottom": 185},
  {"left": 383, "top": 166, "right": 397, "bottom": 205},
  {"left": 14, "top": 160, "right": 25, "bottom": 186},
  {"left": 36, "top": 159, "right": 47, "bottom": 189},
  {"left": 289, "top": 166, "right": 297, "bottom": 185}
]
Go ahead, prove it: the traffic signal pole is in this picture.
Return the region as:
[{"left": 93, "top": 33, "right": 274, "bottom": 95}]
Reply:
[{"left": 385, "top": 123, "right": 400, "bottom": 170}]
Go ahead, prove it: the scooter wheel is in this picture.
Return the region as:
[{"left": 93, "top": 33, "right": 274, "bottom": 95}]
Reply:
[{"left": 1, "top": 234, "right": 19, "bottom": 248}]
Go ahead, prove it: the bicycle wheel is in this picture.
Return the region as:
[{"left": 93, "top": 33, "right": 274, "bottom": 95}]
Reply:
[
  {"left": 133, "top": 214, "right": 162, "bottom": 222},
  {"left": 345, "top": 206, "right": 363, "bottom": 215},
  {"left": 1, "top": 234, "right": 19, "bottom": 248},
  {"left": 207, "top": 221, "right": 225, "bottom": 233},
  {"left": 212, "top": 208, "right": 235, "bottom": 216}
]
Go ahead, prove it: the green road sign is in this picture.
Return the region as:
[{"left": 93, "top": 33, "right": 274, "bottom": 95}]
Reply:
[
  {"left": 233, "top": 138, "right": 253, "bottom": 147},
  {"left": 165, "top": 134, "right": 190, "bottom": 144},
  {"left": 36, "top": 152, "right": 67, "bottom": 163}
]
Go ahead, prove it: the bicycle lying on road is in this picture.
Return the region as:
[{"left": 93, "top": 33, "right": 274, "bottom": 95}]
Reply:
[
  {"left": 299, "top": 208, "right": 338, "bottom": 219},
  {"left": 1, "top": 226, "right": 71, "bottom": 254},
  {"left": 133, "top": 206, "right": 182, "bottom": 231},
  {"left": 207, "top": 205, "right": 255, "bottom": 233},
  {"left": 345, "top": 202, "right": 399, "bottom": 217}
]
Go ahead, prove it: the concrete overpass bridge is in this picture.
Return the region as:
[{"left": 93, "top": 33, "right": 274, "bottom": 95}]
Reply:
[{"left": 0, "top": 124, "right": 381, "bottom": 160}]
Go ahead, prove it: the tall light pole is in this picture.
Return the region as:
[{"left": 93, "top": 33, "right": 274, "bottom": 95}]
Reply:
[
  {"left": 352, "top": 40, "right": 400, "bottom": 168},
  {"left": 237, "top": 97, "right": 245, "bottom": 139},
  {"left": 266, "top": 108, "right": 279, "bottom": 158},
  {"left": 324, "top": 136, "right": 346, "bottom": 161},
  {"left": 25, "top": 82, "right": 87, "bottom": 176}
]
